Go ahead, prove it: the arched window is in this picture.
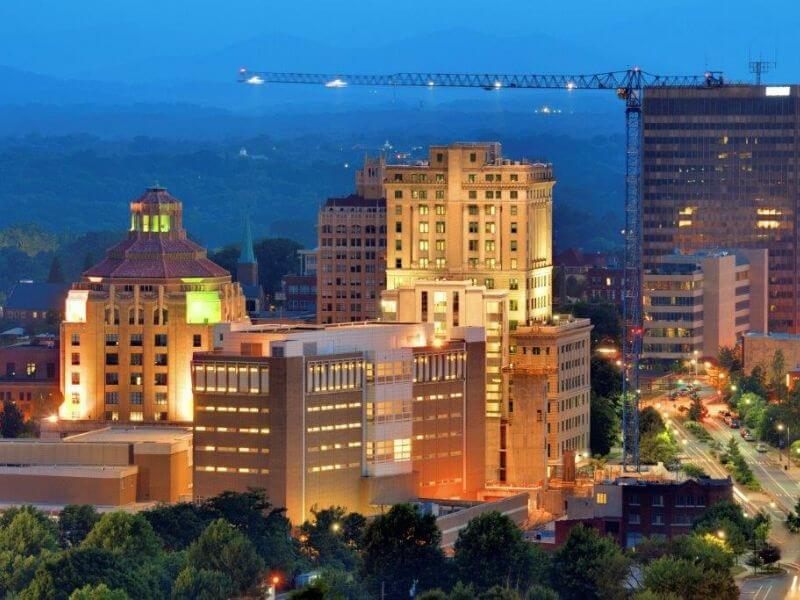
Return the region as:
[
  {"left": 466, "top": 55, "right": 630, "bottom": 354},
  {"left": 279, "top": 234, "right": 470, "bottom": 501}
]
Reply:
[
  {"left": 104, "top": 306, "right": 120, "bottom": 326},
  {"left": 153, "top": 307, "right": 168, "bottom": 325},
  {"left": 129, "top": 307, "right": 143, "bottom": 325}
]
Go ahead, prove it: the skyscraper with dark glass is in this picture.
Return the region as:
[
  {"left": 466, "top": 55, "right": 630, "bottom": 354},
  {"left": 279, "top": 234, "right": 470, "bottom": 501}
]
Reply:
[{"left": 643, "top": 85, "right": 799, "bottom": 333}]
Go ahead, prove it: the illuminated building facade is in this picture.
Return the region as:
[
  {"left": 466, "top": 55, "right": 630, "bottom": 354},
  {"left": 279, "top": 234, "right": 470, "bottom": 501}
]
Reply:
[
  {"left": 643, "top": 249, "right": 768, "bottom": 366},
  {"left": 510, "top": 315, "right": 592, "bottom": 481},
  {"left": 192, "top": 321, "right": 485, "bottom": 521},
  {"left": 643, "top": 85, "right": 800, "bottom": 333},
  {"left": 60, "top": 187, "right": 246, "bottom": 424}
]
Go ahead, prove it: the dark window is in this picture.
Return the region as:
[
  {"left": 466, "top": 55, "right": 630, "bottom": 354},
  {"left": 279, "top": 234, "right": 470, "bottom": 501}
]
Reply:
[
  {"left": 105, "top": 353, "right": 119, "bottom": 366},
  {"left": 154, "top": 334, "right": 167, "bottom": 347},
  {"left": 193, "top": 334, "right": 202, "bottom": 348}
]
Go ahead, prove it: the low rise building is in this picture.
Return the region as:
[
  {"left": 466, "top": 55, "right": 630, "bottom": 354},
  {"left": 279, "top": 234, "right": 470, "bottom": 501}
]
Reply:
[
  {"left": 0, "top": 426, "right": 192, "bottom": 507},
  {"left": 550, "top": 476, "right": 733, "bottom": 549},
  {"left": 743, "top": 331, "right": 800, "bottom": 376},
  {"left": 192, "top": 321, "right": 486, "bottom": 521},
  {"left": 3, "top": 281, "right": 69, "bottom": 325},
  {"left": 643, "top": 249, "right": 768, "bottom": 368},
  {"left": 0, "top": 339, "right": 61, "bottom": 419}
]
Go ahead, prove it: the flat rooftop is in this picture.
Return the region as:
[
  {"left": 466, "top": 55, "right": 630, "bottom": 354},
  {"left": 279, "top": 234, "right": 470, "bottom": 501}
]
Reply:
[
  {"left": 65, "top": 426, "right": 192, "bottom": 444},
  {"left": 0, "top": 465, "right": 138, "bottom": 478}
]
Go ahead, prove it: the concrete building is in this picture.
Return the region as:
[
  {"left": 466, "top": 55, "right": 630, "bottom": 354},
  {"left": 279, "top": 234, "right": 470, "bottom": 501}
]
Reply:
[
  {"left": 643, "top": 85, "right": 800, "bottom": 333},
  {"left": 384, "top": 142, "right": 554, "bottom": 327},
  {"left": 381, "top": 280, "right": 507, "bottom": 482},
  {"left": 511, "top": 315, "right": 593, "bottom": 482},
  {"left": 552, "top": 476, "right": 733, "bottom": 549},
  {"left": 191, "top": 321, "right": 485, "bottom": 521},
  {"left": 0, "top": 339, "right": 61, "bottom": 419},
  {"left": 60, "top": 186, "right": 246, "bottom": 425},
  {"left": 743, "top": 331, "right": 800, "bottom": 376},
  {"left": 0, "top": 426, "right": 192, "bottom": 507},
  {"left": 279, "top": 249, "right": 318, "bottom": 317},
  {"left": 643, "top": 249, "right": 768, "bottom": 367}
]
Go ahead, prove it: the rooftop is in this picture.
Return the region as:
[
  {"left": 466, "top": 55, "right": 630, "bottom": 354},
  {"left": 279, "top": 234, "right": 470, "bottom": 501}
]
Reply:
[
  {"left": 4, "top": 282, "right": 69, "bottom": 312},
  {"left": 322, "top": 194, "right": 386, "bottom": 209},
  {"left": 65, "top": 426, "right": 192, "bottom": 445}
]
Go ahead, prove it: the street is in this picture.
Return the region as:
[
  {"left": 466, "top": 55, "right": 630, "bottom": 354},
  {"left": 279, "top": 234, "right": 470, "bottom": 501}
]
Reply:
[{"left": 647, "top": 383, "right": 800, "bottom": 599}]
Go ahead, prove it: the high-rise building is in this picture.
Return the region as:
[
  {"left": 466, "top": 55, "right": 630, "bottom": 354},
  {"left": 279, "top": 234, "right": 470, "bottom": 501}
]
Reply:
[
  {"left": 60, "top": 187, "right": 246, "bottom": 424},
  {"left": 511, "top": 316, "right": 592, "bottom": 481},
  {"left": 317, "top": 157, "right": 387, "bottom": 324},
  {"left": 384, "top": 142, "right": 554, "bottom": 326},
  {"left": 191, "top": 321, "right": 485, "bottom": 521},
  {"left": 642, "top": 249, "right": 768, "bottom": 367},
  {"left": 643, "top": 85, "right": 800, "bottom": 332}
]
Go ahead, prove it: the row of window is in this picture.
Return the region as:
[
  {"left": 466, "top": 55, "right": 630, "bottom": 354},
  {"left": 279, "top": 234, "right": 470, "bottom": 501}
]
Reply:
[{"left": 192, "top": 364, "right": 270, "bottom": 395}]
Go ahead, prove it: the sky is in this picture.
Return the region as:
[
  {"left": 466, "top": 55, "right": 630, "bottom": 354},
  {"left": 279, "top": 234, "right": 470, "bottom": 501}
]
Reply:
[{"left": 1, "top": 0, "right": 797, "bottom": 84}]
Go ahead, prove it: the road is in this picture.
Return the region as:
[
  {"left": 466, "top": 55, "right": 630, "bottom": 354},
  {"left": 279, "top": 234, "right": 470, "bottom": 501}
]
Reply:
[{"left": 647, "top": 383, "right": 800, "bottom": 599}]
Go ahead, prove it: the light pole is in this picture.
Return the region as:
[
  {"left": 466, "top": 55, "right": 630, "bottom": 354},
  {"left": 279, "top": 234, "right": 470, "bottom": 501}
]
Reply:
[{"left": 777, "top": 423, "right": 790, "bottom": 470}]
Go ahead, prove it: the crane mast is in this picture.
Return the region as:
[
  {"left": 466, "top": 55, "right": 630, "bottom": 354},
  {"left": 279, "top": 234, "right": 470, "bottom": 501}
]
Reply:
[{"left": 238, "top": 67, "right": 725, "bottom": 470}]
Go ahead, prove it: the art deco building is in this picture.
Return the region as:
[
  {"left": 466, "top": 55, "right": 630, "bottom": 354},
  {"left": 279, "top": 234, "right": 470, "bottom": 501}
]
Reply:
[
  {"left": 60, "top": 187, "right": 246, "bottom": 424},
  {"left": 317, "top": 157, "right": 387, "bottom": 324},
  {"left": 192, "top": 321, "right": 485, "bottom": 521},
  {"left": 384, "top": 142, "right": 554, "bottom": 326},
  {"left": 643, "top": 85, "right": 800, "bottom": 333}
]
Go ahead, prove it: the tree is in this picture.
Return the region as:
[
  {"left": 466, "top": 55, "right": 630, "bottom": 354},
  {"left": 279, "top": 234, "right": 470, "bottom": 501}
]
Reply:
[
  {"left": 298, "top": 506, "right": 366, "bottom": 570},
  {"left": 82, "top": 512, "right": 161, "bottom": 559},
  {"left": 639, "top": 430, "right": 677, "bottom": 466},
  {"left": 0, "top": 508, "right": 59, "bottom": 595},
  {"left": 186, "top": 519, "right": 263, "bottom": 594},
  {"left": 0, "top": 399, "right": 25, "bottom": 438},
  {"left": 448, "top": 581, "right": 477, "bottom": 600},
  {"left": 360, "top": 504, "right": 447, "bottom": 600},
  {"left": 550, "top": 525, "right": 630, "bottom": 600},
  {"left": 641, "top": 556, "right": 737, "bottom": 600},
  {"left": 639, "top": 406, "right": 665, "bottom": 437},
  {"left": 590, "top": 395, "right": 619, "bottom": 456},
  {"left": 758, "top": 542, "right": 781, "bottom": 567},
  {"left": 479, "top": 587, "right": 521, "bottom": 600},
  {"left": 68, "top": 584, "right": 129, "bottom": 600},
  {"left": 417, "top": 591, "right": 447, "bottom": 600},
  {"left": 687, "top": 391, "right": 704, "bottom": 421},
  {"left": 566, "top": 302, "right": 621, "bottom": 347},
  {"left": 718, "top": 346, "right": 742, "bottom": 377},
  {"left": 453, "top": 511, "right": 548, "bottom": 592},
  {"left": 524, "top": 585, "right": 560, "bottom": 600},
  {"left": 142, "top": 502, "right": 209, "bottom": 550},
  {"left": 46, "top": 256, "right": 64, "bottom": 283},
  {"left": 171, "top": 567, "right": 233, "bottom": 600},
  {"left": 769, "top": 350, "right": 787, "bottom": 396},
  {"left": 59, "top": 505, "right": 100, "bottom": 547},
  {"left": 590, "top": 357, "right": 622, "bottom": 402}
]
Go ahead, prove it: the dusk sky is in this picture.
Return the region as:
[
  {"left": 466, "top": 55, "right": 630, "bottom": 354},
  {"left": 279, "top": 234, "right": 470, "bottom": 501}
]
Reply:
[{"left": 2, "top": 0, "right": 797, "bottom": 84}]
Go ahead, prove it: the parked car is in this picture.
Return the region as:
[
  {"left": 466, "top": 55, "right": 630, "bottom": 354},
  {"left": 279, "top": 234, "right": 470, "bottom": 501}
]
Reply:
[
  {"left": 756, "top": 442, "right": 768, "bottom": 453},
  {"left": 730, "top": 418, "right": 740, "bottom": 429},
  {"left": 741, "top": 429, "right": 755, "bottom": 442},
  {"left": 665, "top": 459, "right": 682, "bottom": 472}
]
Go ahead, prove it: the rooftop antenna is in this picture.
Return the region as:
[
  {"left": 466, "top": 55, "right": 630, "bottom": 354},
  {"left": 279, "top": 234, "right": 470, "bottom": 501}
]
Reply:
[{"left": 749, "top": 53, "right": 776, "bottom": 85}]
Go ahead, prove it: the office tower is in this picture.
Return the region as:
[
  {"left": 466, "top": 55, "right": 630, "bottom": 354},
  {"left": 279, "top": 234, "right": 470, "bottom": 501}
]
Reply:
[
  {"left": 511, "top": 316, "right": 592, "bottom": 481},
  {"left": 61, "top": 187, "right": 246, "bottom": 423},
  {"left": 643, "top": 85, "right": 800, "bottom": 332},
  {"left": 317, "top": 159, "right": 387, "bottom": 324},
  {"left": 191, "top": 321, "right": 486, "bottom": 521},
  {"left": 384, "top": 142, "right": 554, "bottom": 326},
  {"left": 643, "top": 249, "right": 768, "bottom": 366}
]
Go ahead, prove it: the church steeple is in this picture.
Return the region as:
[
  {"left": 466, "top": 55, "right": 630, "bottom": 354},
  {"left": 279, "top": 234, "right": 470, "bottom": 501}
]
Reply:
[{"left": 237, "top": 214, "right": 258, "bottom": 286}]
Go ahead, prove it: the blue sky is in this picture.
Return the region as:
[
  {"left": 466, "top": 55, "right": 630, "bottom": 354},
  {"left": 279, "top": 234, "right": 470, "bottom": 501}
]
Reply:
[{"left": 2, "top": 0, "right": 797, "bottom": 83}]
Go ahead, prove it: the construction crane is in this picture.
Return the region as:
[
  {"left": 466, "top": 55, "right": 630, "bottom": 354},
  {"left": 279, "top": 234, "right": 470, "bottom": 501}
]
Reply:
[{"left": 237, "top": 67, "right": 726, "bottom": 470}]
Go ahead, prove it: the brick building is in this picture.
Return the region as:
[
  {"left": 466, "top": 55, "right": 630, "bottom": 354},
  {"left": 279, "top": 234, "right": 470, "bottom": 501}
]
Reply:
[{"left": 0, "top": 340, "right": 61, "bottom": 419}]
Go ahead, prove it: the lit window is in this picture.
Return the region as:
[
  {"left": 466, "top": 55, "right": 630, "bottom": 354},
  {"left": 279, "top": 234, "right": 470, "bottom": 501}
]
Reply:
[{"left": 596, "top": 492, "right": 608, "bottom": 505}]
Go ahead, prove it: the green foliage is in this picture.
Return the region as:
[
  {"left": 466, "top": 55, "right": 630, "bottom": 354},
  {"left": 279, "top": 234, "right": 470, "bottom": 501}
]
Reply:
[
  {"left": 640, "top": 430, "right": 678, "bottom": 466},
  {"left": 550, "top": 525, "right": 630, "bottom": 600},
  {"left": 0, "top": 507, "right": 59, "bottom": 595},
  {"left": 638, "top": 406, "right": 664, "bottom": 437},
  {"left": 186, "top": 519, "right": 263, "bottom": 594},
  {"left": 687, "top": 392, "right": 703, "bottom": 421},
  {"left": 720, "top": 436, "right": 760, "bottom": 490},
  {"left": 82, "top": 512, "right": 162, "bottom": 559},
  {"left": 718, "top": 346, "right": 742, "bottom": 376},
  {"left": 641, "top": 556, "right": 737, "bottom": 600},
  {"left": 171, "top": 567, "right": 233, "bottom": 600},
  {"left": 360, "top": 503, "right": 447, "bottom": 600},
  {"left": 0, "top": 399, "right": 25, "bottom": 438},
  {"left": 299, "top": 506, "right": 366, "bottom": 571},
  {"left": 448, "top": 581, "right": 477, "bottom": 600},
  {"left": 565, "top": 302, "right": 621, "bottom": 347},
  {"left": 524, "top": 585, "right": 560, "bottom": 600},
  {"left": 786, "top": 497, "right": 800, "bottom": 532},
  {"left": 142, "top": 502, "right": 210, "bottom": 551},
  {"left": 68, "top": 583, "right": 129, "bottom": 600},
  {"left": 692, "top": 501, "right": 761, "bottom": 557},
  {"left": 590, "top": 395, "right": 619, "bottom": 456},
  {"left": 453, "top": 511, "right": 548, "bottom": 593},
  {"left": 59, "top": 505, "right": 100, "bottom": 548},
  {"left": 680, "top": 463, "right": 708, "bottom": 478},
  {"left": 683, "top": 421, "right": 711, "bottom": 443},
  {"left": 417, "top": 590, "right": 448, "bottom": 600},
  {"left": 479, "top": 586, "right": 522, "bottom": 600}
]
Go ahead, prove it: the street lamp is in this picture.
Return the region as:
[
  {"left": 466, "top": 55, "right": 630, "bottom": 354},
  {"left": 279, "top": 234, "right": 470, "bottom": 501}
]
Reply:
[
  {"left": 777, "top": 423, "right": 790, "bottom": 470},
  {"left": 693, "top": 350, "right": 699, "bottom": 377},
  {"left": 717, "top": 529, "right": 726, "bottom": 540},
  {"left": 730, "top": 384, "right": 737, "bottom": 392}
]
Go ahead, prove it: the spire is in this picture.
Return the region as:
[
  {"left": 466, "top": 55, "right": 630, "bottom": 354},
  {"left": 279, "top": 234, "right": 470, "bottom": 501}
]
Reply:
[{"left": 240, "top": 214, "right": 256, "bottom": 265}]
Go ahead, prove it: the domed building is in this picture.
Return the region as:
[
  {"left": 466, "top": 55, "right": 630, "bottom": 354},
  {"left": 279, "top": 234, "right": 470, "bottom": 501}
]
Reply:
[{"left": 61, "top": 187, "right": 246, "bottom": 424}]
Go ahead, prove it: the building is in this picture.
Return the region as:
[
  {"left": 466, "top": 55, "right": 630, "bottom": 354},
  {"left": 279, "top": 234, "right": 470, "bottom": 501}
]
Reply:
[
  {"left": 317, "top": 195, "right": 387, "bottom": 323},
  {"left": 381, "top": 280, "right": 508, "bottom": 482},
  {"left": 585, "top": 265, "right": 624, "bottom": 307},
  {"left": 0, "top": 338, "right": 61, "bottom": 419},
  {"left": 510, "top": 315, "right": 593, "bottom": 482},
  {"left": 384, "top": 142, "right": 554, "bottom": 327},
  {"left": 643, "top": 249, "right": 768, "bottom": 367},
  {"left": 3, "top": 281, "right": 69, "bottom": 325},
  {"left": 0, "top": 426, "right": 192, "bottom": 507},
  {"left": 643, "top": 85, "right": 800, "bottom": 333},
  {"left": 191, "top": 321, "right": 486, "bottom": 521},
  {"left": 552, "top": 476, "right": 733, "bottom": 548},
  {"left": 279, "top": 249, "right": 318, "bottom": 317},
  {"left": 60, "top": 186, "right": 246, "bottom": 425},
  {"left": 236, "top": 216, "right": 265, "bottom": 314},
  {"left": 743, "top": 331, "right": 800, "bottom": 376},
  {"left": 553, "top": 249, "right": 621, "bottom": 308}
]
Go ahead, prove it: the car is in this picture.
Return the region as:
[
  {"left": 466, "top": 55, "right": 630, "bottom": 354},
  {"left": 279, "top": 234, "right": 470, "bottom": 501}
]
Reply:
[
  {"left": 730, "top": 418, "right": 740, "bottom": 429},
  {"left": 756, "top": 442, "right": 768, "bottom": 453},
  {"left": 742, "top": 429, "right": 755, "bottom": 442},
  {"left": 665, "top": 459, "right": 682, "bottom": 472}
]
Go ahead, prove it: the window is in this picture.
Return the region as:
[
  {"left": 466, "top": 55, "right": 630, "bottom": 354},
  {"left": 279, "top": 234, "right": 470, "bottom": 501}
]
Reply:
[
  {"left": 105, "top": 353, "right": 118, "bottom": 366},
  {"left": 130, "top": 372, "right": 143, "bottom": 386},
  {"left": 105, "top": 392, "right": 119, "bottom": 405},
  {"left": 154, "top": 334, "right": 167, "bottom": 347},
  {"left": 130, "top": 333, "right": 143, "bottom": 347},
  {"left": 71, "top": 353, "right": 80, "bottom": 366},
  {"left": 26, "top": 362, "right": 36, "bottom": 376},
  {"left": 485, "top": 240, "right": 495, "bottom": 252},
  {"left": 435, "top": 239, "right": 446, "bottom": 251},
  {"left": 418, "top": 204, "right": 429, "bottom": 215},
  {"left": 155, "top": 353, "right": 168, "bottom": 366},
  {"left": 131, "top": 392, "right": 143, "bottom": 405},
  {"left": 468, "top": 240, "right": 479, "bottom": 252},
  {"left": 155, "top": 373, "right": 168, "bottom": 386},
  {"left": 435, "top": 204, "right": 445, "bottom": 214},
  {"left": 510, "top": 222, "right": 518, "bottom": 234},
  {"left": 71, "top": 372, "right": 80, "bottom": 385},
  {"left": 510, "top": 240, "right": 518, "bottom": 251},
  {"left": 509, "top": 278, "right": 519, "bottom": 290},
  {"left": 71, "top": 333, "right": 80, "bottom": 346},
  {"left": 469, "top": 152, "right": 477, "bottom": 162},
  {"left": 130, "top": 353, "right": 143, "bottom": 366},
  {"left": 596, "top": 492, "right": 608, "bottom": 505},
  {"left": 485, "top": 278, "right": 495, "bottom": 289},
  {"left": 485, "top": 204, "right": 496, "bottom": 215},
  {"left": 419, "top": 240, "right": 429, "bottom": 252},
  {"left": 193, "top": 334, "right": 202, "bottom": 348},
  {"left": 105, "top": 334, "right": 119, "bottom": 347},
  {"left": 155, "top": 392, "right": 167, "bottom": 405},
  {"left": 485, "top": 222, "right": 496, "bottom": 234},
  {"left": 395, "top": 240, "right": 402, "bottom": 251},
  {"left": 468, "top": 204, "right": 478, "bottom": 215},
  {"left": 418, "top": 222, "right": 429, "bottom": 233},
  {"left": 435, "top": 221, "right": 445, "bottom": 233},
  {"left": 394, "top": 190, "right": 403, "bottom": 199},
  {"left": 395, "top": 204, "right": 402, "bottom": 214},
  {"left": 652, "top": 513, "right": 665, "bottom": 526},
  {"left": 652, "top": 494, "right": 664, "bottom": 507},
  {"left": 510, "top": 205, "right": 518, "bottom": 216},
  {"left": 628, "top": 513, "right": 641, "bottom": 525},
  {"left": 468, "top": 222, "right": 479, "bottom": 234},
  {"left": 105, "top": 372, "right": 119, "bottom": 385},
  {"left": 510, "top": 190, "right": 518, "bottom": 199}
]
